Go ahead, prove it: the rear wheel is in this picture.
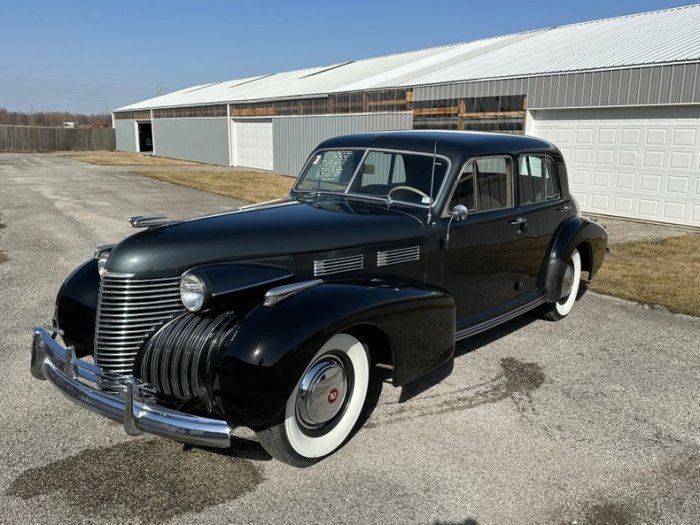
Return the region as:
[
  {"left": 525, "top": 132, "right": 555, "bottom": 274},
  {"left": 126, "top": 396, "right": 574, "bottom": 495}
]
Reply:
[
  {"left": 540, "top": 249, "right": 582, "bottom": 321},
  {"left": 256, "top": 333, "right": 370, "bottom": 467}
]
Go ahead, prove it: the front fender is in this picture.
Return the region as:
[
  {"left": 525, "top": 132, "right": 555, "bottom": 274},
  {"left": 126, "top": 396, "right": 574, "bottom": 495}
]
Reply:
[
  {"left": 55, "top": 259, "right": 100, "bottom": 356},
  {"left": 212, "top": 281, "right": 455, "bottom": 429},
  {"left": 543, "top": 216, "right": 608, "bottom": 302}
]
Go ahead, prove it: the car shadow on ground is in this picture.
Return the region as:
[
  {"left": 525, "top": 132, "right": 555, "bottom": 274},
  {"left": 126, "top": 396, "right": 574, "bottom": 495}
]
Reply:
[
  {"left": 397, "top": 312, "right": 539, "bottom": 404},
  {"left": 190, "top": 435, "right": 273, "bottom": 462},
  {"left": 396, "top": 283, "right": 589, "bottom": 405}
]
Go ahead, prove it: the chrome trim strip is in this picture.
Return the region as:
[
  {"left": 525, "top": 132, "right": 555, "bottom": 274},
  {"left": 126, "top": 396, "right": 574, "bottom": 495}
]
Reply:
[
  {"left": 313, "top": 254, "right": 364, "bottom": 276},
  {"left": 128, "top": 216, "right": 180, "bottom": 229},
  {"left": 264, "top": 279, "right": 322, "bottom": 307},
  {"left": 455, "top": 295, "right": 547, "bottom": 341},
  {"left": 237, "top": 197, "right": 289, "bottom": 211},
  {"left": 93, "top": 244, "right": 116, "bottom": 259},
  {"left": 32, "top": 327, "right": 231, "bottom": 448},
  {"left": 103, "top": 274, "right": 179, "bottom": 283},
  {"left": 377, "top": 246, "right": 420, "bottom": 267}
]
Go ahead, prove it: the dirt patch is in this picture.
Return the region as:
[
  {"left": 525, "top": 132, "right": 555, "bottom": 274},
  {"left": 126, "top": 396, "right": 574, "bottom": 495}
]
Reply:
[
  {"left": 133, "top": 169, "right": 294, "bottom": 203},
  {"left": 8, "top": 439, "right": 263, "bottom": 523},
  {"left": 591, "top": 234, "right": 700, "bottom": 317},
  {"left": 581, "top": 503, "right": 635, "bottom": 525},
  {"left": 63, "top": 151, "right": 199, "bottom": 166},
  {"left": 0, "top": 221, "right": 6, "bottom": 264},
  {"left": 367, "top": 358, "right": 545, "bottom": 428},
  {"left": 558, "top": 502, "right": 638, "bottom": 525}
]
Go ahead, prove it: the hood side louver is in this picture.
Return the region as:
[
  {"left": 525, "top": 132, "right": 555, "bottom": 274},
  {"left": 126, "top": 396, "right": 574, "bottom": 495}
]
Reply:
[
  {"left": 377, "top": 246, "right": 420, "bottom": 267},
  {"left": 313, "top": 254, "right": 364, "bottom": 276}
]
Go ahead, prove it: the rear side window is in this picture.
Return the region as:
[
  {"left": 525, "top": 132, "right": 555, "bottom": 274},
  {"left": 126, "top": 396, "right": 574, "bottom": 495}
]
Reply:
[
  {"left": 518, "top": 155, "right": 560, "bottom": 204},
  {"left": 449, "top": 156, "right": 513, "bottom": 212}
]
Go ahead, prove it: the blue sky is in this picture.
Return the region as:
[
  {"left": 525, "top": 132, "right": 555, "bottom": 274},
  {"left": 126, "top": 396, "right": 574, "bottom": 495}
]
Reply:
[{"left": 0, "top": 0, "right": 692, "bottom": 114}]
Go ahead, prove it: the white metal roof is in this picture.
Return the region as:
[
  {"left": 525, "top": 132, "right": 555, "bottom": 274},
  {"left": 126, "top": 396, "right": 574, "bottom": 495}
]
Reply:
[{"left": 116, "top": 4, "right": 700, "bottom": 111}]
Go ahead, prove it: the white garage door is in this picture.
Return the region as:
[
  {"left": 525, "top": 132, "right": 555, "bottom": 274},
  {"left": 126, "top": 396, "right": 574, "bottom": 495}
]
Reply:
[
  {"left": 527, "top": 106, "right": 700, "bottom": 227},
  {"left": 232, "top": 119, "right": 273, "bottom": 170}
]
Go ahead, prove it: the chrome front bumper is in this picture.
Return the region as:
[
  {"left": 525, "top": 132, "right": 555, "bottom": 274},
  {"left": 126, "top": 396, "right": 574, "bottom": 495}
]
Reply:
[{"left": 30, "top": 326, "right": 231, "bottom": 448}]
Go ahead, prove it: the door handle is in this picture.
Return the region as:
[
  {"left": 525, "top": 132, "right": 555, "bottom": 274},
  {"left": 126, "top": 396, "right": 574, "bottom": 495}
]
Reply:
[
  {"left": 509, "top": 217, "right": 527, "bottom": 225},
  {"left": 556, "top": 205, "right": 572, "bottom": 212}
]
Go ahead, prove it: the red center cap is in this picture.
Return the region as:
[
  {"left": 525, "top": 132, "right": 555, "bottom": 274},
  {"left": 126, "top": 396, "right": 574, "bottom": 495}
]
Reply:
[{"left": 328, "top": 388, "right": 338, "bottom": 403}]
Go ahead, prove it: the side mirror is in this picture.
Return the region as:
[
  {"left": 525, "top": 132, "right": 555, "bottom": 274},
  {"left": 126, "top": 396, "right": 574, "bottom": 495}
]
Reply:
[
  {"left": 450, "top": 204, "right": 468, "bottom": 221},
  {"left": 442, "top": 204, "right": 468, "bottom": 251}
]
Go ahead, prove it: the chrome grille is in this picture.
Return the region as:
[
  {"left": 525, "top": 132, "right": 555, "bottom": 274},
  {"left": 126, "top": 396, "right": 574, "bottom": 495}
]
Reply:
[
  {"left": 139, "top": 310, "right": 239, "bottom": 401},
  {"left": 94, "top": 274, "right": 184, "bottom": 376}
]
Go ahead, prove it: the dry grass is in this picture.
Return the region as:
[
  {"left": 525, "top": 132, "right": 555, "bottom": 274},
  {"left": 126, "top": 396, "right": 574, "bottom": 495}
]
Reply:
[
  {"left": 132, "top": 170, "right": 294, "bottom": 203},
  {"left": 591, "top": 234, "right": 700, "bottom": 317},
  {"left": 64, "top": 151, "right": 198, "bottom": 166}
]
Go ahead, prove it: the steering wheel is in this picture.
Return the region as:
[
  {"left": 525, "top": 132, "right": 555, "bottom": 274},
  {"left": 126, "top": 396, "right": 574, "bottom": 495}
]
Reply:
[{"left": 387, "top": 185, "right": 431, "bottom": 201}]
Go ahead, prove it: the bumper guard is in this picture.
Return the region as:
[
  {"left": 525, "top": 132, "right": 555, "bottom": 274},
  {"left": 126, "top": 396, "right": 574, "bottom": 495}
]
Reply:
[{"left": 31, "top": 326, "right": 231, "bottom": 448}]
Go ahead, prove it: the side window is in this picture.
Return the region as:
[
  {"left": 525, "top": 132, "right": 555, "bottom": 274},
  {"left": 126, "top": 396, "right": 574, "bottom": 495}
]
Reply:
[
  {"left": 518, "top": 155, "right": 560, "bottom": 204},
  {"left": 359, "top": 151, "right": 391, "bottom": 186},
  {"left": 448, "top": 156, "right": 513, "bottom": 213},
  {"left": 358, "top": 151, "right": 406, "bottom": 187},
  {"left": 449, "top": 163, "right": 475, "bottom": 211}
]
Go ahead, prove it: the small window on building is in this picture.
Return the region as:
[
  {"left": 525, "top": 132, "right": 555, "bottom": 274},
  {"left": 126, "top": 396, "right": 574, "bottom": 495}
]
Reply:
[
  {"left": 449, "top": 156, "right": 513, "bottom": 213},
  {"left": 518, "top": 155, "right": 560, "bottom": 204}
]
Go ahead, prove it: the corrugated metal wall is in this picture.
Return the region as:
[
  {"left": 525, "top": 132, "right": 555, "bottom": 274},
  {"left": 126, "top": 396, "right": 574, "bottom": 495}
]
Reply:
[
  {"left": 114, "top": 119, "right": 138, "bottom": 152},
  {"left": 414, "top": 63, "right": 700, "bottom": 109},
  {"left": 151, "top": 118, "right": 230, "bottom": 165},
  {"left": 272, "top": 112, "right": 413, "bottom": 176}
]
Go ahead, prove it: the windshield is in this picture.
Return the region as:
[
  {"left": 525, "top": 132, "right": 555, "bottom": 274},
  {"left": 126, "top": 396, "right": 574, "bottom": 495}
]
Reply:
[{"left": 295, "top": 149, "right": 449, "bottom": 206}]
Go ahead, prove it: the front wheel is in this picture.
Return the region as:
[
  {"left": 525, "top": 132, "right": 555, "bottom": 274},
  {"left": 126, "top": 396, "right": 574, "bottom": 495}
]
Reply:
[
  {"left": 540, "top": 248, "right": 582, "bottom": 321},
  {"left": 256, "top": 333, "right": 370, "bottom": 467}
]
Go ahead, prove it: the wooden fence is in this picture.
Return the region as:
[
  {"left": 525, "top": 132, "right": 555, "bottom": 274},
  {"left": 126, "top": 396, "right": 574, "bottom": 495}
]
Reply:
[{"left": 0, "top": 125, "right": 115, "bottom": 152}]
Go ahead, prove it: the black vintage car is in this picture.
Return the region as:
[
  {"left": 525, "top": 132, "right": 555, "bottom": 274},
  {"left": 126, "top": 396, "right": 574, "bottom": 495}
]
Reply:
[{"left": 31, "top": 131, "right": 607, "bottom": 466}]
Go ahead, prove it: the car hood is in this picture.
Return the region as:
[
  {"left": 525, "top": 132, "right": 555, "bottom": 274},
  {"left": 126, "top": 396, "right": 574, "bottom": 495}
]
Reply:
[{"left": 106, "top": 197, "right": 426, "bottom": 278}]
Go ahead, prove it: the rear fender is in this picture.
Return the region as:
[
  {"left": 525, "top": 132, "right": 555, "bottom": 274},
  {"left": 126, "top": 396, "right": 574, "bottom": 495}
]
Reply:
[
  {"left": 212, "top": 281, "right": 455, "bottom": 428},
  {"left": 542, "top": 216, "right": 608, "bottom": 302},
  {"left": 55, "top": 259, "right": 100, "bottom": 356}
]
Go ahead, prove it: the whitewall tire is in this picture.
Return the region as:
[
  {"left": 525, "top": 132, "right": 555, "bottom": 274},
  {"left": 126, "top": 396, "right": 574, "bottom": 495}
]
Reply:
[
  {"left": 541, "top": 249, "right": 582, "bottom": 321},
  {"left": 256, "top": 333, "right": 370, "bottom": 467}
]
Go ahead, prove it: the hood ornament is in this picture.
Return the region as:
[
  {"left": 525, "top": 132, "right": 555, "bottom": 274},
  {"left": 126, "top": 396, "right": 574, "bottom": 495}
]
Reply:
[{"left": 128, "top": 215, "right": 179, "bottom": 229}]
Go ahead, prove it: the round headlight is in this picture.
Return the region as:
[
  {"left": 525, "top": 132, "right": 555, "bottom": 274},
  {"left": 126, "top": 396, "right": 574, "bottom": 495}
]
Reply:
[
  {"left": 180, "top": 273, "right": 206, "bottom": 312},
  {"left": 96, "top": 250, "right": 111, "bottom": 278}
]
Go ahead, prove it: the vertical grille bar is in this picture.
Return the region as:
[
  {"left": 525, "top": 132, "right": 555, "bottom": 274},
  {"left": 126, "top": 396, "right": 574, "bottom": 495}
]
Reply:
[{"left": 94, "top": 274, "right": 184, "bottom": 376}]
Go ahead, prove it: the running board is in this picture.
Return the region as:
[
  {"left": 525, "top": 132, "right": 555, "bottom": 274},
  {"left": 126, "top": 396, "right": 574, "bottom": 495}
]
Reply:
[{"left": 455, "top": 295, "right": 547, "bottom": 342}]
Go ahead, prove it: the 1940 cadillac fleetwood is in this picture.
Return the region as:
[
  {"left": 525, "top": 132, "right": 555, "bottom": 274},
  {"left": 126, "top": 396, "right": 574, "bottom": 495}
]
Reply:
[{"left": 31, "top": 131, "right": 607, "bottom": 466}]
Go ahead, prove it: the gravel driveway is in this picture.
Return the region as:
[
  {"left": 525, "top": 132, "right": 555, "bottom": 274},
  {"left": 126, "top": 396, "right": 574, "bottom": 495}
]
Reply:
[{"left": 1, "top": 153, "right": 698, "bottom": 524}]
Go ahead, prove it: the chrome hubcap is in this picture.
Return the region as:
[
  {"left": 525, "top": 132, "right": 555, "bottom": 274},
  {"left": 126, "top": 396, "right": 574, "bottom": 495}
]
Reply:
[
  {"left": 560, "top": 263, "right": 574, "bottom": 299},
  {"left": 296, "top": 355, "right": 348, "bottom": 429}
]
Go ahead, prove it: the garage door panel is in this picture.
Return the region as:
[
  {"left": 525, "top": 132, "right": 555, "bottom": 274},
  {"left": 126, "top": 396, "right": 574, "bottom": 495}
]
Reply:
[
  {"left": 233, "top": 119, "right": 273, "bottom": 171},
  {"left": 530, "top": 106, "right": 700, "bottom": 227}
]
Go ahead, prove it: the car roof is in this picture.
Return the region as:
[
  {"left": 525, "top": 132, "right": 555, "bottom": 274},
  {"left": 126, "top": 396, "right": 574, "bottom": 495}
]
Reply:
[{"left": 316, "top": 130, "right": 559, "bottom": 162}]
